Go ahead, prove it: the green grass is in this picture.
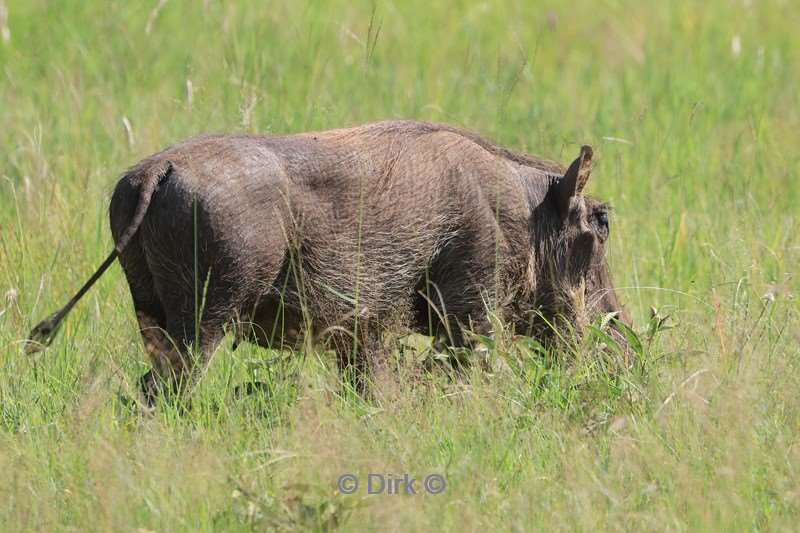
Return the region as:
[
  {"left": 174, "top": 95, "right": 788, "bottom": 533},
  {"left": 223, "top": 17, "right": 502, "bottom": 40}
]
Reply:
[{"left": 1, "top": 0, "right": 799, "bottom": 530}]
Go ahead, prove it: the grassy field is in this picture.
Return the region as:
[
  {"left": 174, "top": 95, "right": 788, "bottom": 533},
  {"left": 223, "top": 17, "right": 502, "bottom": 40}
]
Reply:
[{"left": 1, "top": 0, "right": 799, "bottom": 530}]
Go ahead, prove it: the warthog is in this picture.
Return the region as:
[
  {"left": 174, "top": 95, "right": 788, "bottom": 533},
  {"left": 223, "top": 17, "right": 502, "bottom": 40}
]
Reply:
[{"left": 27, "top": 120, "right": 627, "bottom": 402}]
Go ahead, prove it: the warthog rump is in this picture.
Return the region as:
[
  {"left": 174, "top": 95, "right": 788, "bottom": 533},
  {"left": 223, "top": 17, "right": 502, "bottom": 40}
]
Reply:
[{"left": 26, "top": 120, "right": 627, "bottom": 402}]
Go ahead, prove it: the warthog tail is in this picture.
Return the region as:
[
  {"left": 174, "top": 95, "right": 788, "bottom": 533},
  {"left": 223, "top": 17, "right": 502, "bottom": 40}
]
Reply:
[{"left": 24, "top": 161, "right": 172, "bottom": 354}]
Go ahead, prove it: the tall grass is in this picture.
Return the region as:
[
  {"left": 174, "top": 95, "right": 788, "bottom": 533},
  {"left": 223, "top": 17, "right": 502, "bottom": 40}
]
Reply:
[{"left": 0, "top": 0, "right": 798, "bottom": 530}]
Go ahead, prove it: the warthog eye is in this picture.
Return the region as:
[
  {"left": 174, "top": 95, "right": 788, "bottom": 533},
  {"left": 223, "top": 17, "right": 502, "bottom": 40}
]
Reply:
[{"left": 593, "top": 210, "right": 609, "bottom": 239}]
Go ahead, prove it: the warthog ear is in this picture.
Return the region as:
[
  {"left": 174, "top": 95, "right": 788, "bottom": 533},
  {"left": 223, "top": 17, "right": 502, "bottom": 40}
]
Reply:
[{"left": 555, "top": 145, "right": 593, "bottom": 218}]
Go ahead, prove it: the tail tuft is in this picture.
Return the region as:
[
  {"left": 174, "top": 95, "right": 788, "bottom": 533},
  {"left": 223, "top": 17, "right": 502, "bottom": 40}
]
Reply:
[{"left": 24, "top": 311, "right": 64, "bottom": 354}]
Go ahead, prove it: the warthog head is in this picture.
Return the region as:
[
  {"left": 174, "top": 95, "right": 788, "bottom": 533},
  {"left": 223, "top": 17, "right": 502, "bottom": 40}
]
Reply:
[{"left": 520, "top": 146, "right": 629, "bottom": 342}]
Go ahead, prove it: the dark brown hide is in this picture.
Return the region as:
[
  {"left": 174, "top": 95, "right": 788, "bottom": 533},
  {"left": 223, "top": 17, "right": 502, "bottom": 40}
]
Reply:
[{"left": 30, "top": 120, "right": 627, "bottom": 401}]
